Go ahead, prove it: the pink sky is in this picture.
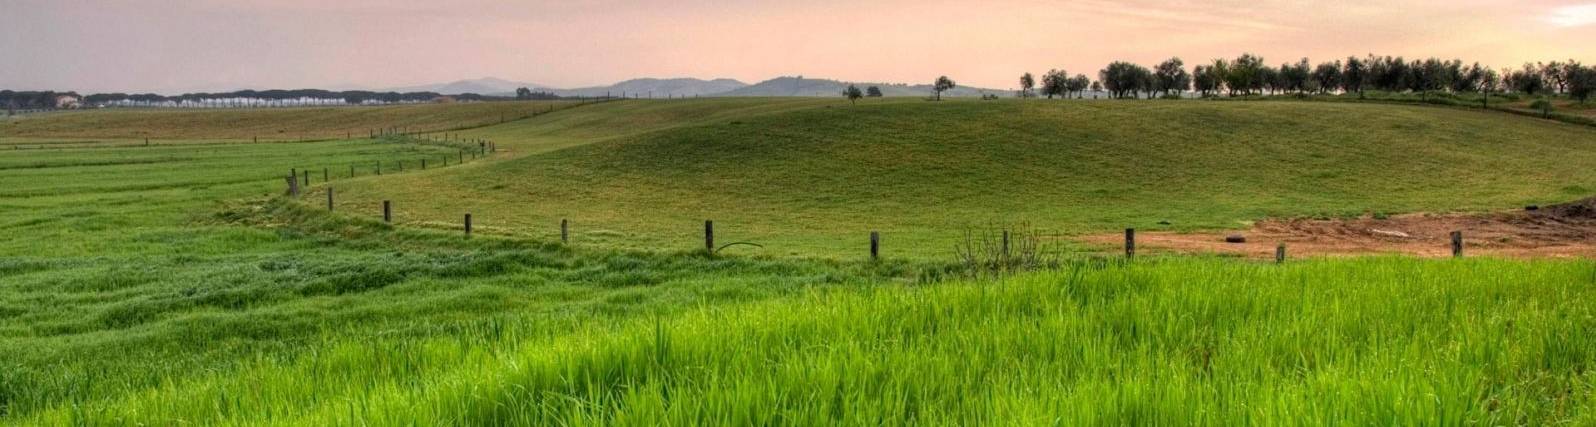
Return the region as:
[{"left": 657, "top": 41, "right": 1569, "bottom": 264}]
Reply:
[{"left": 3, "top": 0, "right": 1594, "bottom": 93}]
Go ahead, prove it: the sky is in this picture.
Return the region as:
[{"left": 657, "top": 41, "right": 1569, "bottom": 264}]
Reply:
[{"left": 2, "top": 0, "right": 1594, "bottom": 94}]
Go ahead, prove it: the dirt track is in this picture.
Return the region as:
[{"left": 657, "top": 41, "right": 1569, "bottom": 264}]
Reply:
[{"left": 1082, "top": 198, "right": 1596, "bottom": 259}]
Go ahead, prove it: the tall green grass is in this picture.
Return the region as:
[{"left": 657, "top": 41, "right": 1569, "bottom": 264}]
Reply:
[
  {"left": 16, "top": 257, "right": 1595, "bottom": 425},
  {"left": 4, "top": 99, "right": 1595, "bottom": 425}
]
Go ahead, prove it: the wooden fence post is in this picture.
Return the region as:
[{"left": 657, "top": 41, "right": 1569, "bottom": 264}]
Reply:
[
  {"left": 1001, "top": 229, "right": 1010, "bottom": 260},
  {"left": 870, "top": 231, "right": 880, "bottom": 260},
  {"left": 376, "top": 161, "right": 381, "bottom": 175},
  {"left": 326, "top": 188, "right": 334, "bottom": 211},
  {"left": 1451, "top": 231, "right": 1463, "bottom": 258},
  {"left": 303, "top": 170, "right": 309, "bottom": 187},
  {"left": 421, "top": 159, "right": 426, "bottom": 169},
  {"left": 383, "top": 200, "right": 391, "bottom": 223},
  {"left": 465, "top": 214, "right": 473, "bottom": 236},
  {"left": 1275, "top": 244, "right": 1286, "bottom": 264},
  {"left": 1125, "top": 228, "right": 1135, "bottom": 260},
  {"left": 561, "top": 219, "right": 569, "bottom": 243},
  {"left": 705, "top": 220, "right": 714, "bottom": 253},
  {"left": 350, "top": 165, "right": 355, "bottom": 178},
  {"left": 323, "top": 168, "right": 328, "bottom": 182}
]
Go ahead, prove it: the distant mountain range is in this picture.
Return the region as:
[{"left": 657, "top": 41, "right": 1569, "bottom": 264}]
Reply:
[
  {"left": 383, "top": 77, "right": 547, "bottom": 95},
  {"left": 387, "top": 76, "right": 1008, "bottom": 98}
]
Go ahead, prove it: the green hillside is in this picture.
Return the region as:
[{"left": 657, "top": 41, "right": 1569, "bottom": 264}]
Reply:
[
  {"left": 334, "top": 98, "right": 1596, "bottom": 259},
  {"left": 5, "top": 98, "right": 1596, "bottom": 424}
]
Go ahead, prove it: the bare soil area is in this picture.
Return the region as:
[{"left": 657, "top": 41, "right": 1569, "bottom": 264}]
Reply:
[{"left": 1083, "top": 197, "right": 1596, "bottom": 259}]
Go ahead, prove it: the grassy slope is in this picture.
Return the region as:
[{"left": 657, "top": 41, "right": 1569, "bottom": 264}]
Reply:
[
  {"left": 0, "top": 100, "right": 568, "bottom": 140},
  {"left": 4, "top": 99, "right": 1596, "bottom": 424},
  {"left": 0, "top": 132, "right": 905, "bottom": 418},
  {"left": 21, "top": 257, "right": 1596, "bottom": 425},
  {"left": 338, "top": 98, "right": 1596, "bottom": 259}
]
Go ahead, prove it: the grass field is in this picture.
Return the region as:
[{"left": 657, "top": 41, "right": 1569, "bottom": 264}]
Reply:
[
  {"left": 0, "top": 100, "right": 571, "bottom": 140},
  {"left": 3, "top": 98, "right": 1595, "bottom": 424},
  {"left": 332, "top": 98, "right": 1596, "bottom": 259}
]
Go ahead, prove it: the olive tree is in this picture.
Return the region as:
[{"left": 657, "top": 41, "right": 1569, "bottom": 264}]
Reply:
[{"left": 933, "top": 76, "right": 956, "bottom": 101}]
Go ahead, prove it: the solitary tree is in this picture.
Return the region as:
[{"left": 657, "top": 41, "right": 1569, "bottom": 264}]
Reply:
[
  {"left": 1019, "top": 73, "right": 1036, "bottom": 98},
  {"left": 866, "top": 86, "right": 884, "bottom": 97},
  {"left": 515, "top": 87, "right": 533, "bottom": 100},
  {"left": 932, "top": 76, "right": 957, "bottom": 101},
  {"left": 844, "top": 84, "right": 863, "bottom": 105}
]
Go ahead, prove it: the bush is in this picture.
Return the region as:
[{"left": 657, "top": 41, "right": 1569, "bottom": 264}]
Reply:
[
  {"left": 953, "top": 225, "right": 1058, "bottom": 277},
  {"left": 1530, "top": 98, "right": 1554, "bottom": 117}
]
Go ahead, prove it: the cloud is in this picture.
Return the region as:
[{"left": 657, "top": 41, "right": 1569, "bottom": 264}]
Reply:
[{"left": 1546, "top": 3, "right": 1596, "bottom": 27}]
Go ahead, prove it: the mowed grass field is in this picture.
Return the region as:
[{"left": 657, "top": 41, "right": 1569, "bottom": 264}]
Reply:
[
  {"left": 2, "top": 98, "right": 1595, "bottom": 424},
  {"left": 0, "top": 100, "right": 570, "bottom": 140},
  {"left": 336, "top": 98, "right": 1596, "bottom": 259}
]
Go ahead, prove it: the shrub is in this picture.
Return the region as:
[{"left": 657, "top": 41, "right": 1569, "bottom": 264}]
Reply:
[
  {"left": 1530, "top": 98, "right": 1554, "bottom": 117},
  {"left": 953, "top": 224, "right": 1058, "bottom": 277}
]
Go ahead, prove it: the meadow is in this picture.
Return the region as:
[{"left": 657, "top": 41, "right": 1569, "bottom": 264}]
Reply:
[
  {"left": 335, "top": 98, "right": 1596, "bottom": 259},
  {"left": 2, "top": 98, "right": 1594, "bottom": 424},
  {"left": 0, "top": 100, "right": 569, "bottom": 140}
]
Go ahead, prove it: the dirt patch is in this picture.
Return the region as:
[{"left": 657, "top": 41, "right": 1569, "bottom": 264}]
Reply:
[{"left": 1082, "top": 197, "right": 1596, "bottom": 259}]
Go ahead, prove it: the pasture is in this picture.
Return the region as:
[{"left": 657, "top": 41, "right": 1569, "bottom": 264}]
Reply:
[
  {"left": 0, "top": 100, "right": 569, "bottom": 140},
  {"left": 335, "top": 98, "right": 1596, "bottom": 259},
  {"left": 2, "top": 98, "right": 1594, "bottom": 424}
]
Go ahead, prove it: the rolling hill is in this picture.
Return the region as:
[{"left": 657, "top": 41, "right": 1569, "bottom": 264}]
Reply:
[
  {"left": 544, "top": 77, "right": 749, "bottom": 98},
  {"left": 719, "top": 76, "right": 1009, "bottom": 97},
  {"left": 384, "top": 77, "right": 546, "bottom": 95},
  {"left": 329, "top": 98, "right": 1596, "bottom": 258},
  {"left": 8, "top": 96, "right": 1596, "bottom": 424}
]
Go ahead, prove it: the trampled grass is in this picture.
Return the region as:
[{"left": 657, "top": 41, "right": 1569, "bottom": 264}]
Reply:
[
  {"left": 15, "top": 257, "right": 1595, "bottom": 425},
  {"left": 0, "top": 100, "right": 571, "bottom": 140},
  {"left": 336, "top": 98, "right": 1596, "bottom": 259}
]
